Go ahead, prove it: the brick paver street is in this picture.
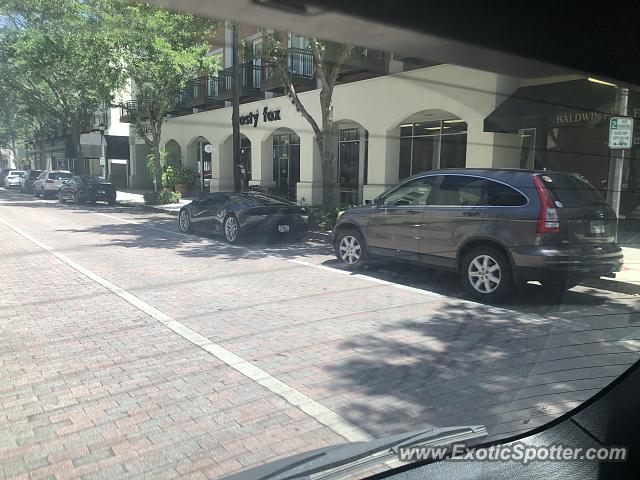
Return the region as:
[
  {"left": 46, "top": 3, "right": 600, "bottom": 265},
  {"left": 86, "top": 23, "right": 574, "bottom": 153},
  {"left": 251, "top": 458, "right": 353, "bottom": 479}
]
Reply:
[{"left": 2, "top": 188, "right": 640, "bottom": 479}]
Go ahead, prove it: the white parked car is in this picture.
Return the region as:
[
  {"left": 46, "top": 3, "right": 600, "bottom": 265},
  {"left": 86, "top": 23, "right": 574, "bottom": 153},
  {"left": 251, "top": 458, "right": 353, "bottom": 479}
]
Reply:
[
  {"left": 32, "top": 170, "right": 73, "bottom": 198},
  {"left": 4, "top": 170, "right": 25, "bottom": 188}
]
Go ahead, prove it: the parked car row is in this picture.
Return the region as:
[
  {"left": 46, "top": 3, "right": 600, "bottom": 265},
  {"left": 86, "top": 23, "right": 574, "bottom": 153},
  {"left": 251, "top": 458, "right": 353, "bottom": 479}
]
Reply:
[
  {"left": 333, "top": 168, "right": 624, "bottom": 301},
  {"left": 1, "top": 168, "right": 116, "bottom": 205}
]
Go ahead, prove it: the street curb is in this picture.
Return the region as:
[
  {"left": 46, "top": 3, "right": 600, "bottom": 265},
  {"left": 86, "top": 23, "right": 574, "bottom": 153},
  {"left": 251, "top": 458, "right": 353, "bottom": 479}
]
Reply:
[
  {"left": 116, "top": 201, "right": 181, "bottom": 216},
  {"left": 583, "top": 278, "right": 640, "bottom": 296}
]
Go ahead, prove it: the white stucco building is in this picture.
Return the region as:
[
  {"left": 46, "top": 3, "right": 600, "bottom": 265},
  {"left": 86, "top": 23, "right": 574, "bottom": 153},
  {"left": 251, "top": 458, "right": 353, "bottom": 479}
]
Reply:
[{"left": 129, "top": 24, "right": 640, "bottom": 209}]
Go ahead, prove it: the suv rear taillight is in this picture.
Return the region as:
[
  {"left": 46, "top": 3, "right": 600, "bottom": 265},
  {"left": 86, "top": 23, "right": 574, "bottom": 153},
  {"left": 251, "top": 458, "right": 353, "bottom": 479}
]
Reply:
[
  {"left": 45, "top": 179, "right": 54, "bottom": 184},
  {"left": 533, "top": 175, "right": 560, "bottom": 234}
]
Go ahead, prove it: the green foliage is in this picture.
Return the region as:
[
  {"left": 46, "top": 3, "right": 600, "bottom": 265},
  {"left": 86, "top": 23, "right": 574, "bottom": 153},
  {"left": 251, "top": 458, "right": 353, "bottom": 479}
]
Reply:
[
  {"left": 161, "top": 165, "right": 196, "bottom": 189},
  {"left": 173, "top": 166, "right": 196, "bottom": 185},
  {"left": 145, "top": 148, "right": 167, "bottom": 189},
  {"left": 99, "top": 1, "right": 219, "bottom": 190},
  {"left": 143, "top": 190, "right": 182, "bottom": 205},
  {"left": 0, "top": 0, "right": 126, "bottom": 163},
  {"left": 307, "top": 204, "right": 357, "bottom": 231}
]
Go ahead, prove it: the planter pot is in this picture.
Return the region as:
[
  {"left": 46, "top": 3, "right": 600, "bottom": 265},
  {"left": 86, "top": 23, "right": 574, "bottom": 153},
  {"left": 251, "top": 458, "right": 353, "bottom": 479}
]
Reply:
[{"left": 175, "top": 183, "right": 191, "bottom": 195}]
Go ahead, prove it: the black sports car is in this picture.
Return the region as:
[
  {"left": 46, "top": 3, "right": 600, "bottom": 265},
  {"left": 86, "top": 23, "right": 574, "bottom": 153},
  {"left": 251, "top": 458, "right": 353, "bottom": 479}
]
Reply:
[
  {"left": 58, "top": 175, "right": 116, "bottom": 205},
  {"left": 178, "top": 192, "right": 309, "bottom": 243}
]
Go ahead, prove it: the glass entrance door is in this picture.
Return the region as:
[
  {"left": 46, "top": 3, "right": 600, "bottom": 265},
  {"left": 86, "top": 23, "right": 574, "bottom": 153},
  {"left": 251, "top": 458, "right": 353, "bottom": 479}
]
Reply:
[
  {"left": 272, "top": 133, "right": 300, "bottom": 199},
  {"left": 338, "top": 128, "right": 360, "bottom": 204}
]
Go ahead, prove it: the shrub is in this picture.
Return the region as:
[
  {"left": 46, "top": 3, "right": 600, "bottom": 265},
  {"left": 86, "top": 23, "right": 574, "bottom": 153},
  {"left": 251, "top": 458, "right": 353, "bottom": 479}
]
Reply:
[
  {"left": 307, "top": 204, "right": 357, "bottom": 231},
  {"left": 162, "top": 165, "right": 195, "bottom": 188},
  {"left": 143, "top": 190, "right": 182, "bottom": 205}
]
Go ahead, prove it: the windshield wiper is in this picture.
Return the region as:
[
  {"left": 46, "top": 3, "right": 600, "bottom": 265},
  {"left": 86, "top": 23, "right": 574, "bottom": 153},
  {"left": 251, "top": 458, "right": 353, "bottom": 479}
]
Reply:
[{"left": 220, "top": 424, "right": 487, "bottom": 480}]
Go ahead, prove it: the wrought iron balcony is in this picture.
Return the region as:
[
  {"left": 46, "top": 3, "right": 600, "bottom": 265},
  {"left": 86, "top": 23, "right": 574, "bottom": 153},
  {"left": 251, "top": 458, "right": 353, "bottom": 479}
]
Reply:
[
  {"left": 119, "top": 99, "right": 149, "bottom": 123},
  {"left": 260, "top": 48, "right": 315, "bottom": 92},
  {"left": 184, "top": 76, "right": 224, "bottom": 109},
  {"left": 213, "top": 63, "right": 262, "bottom": 101},
  {"left": 340, "top": 47, "right": 386, "bottom": 75},
  {"left": 168, "top": 89, "right": 190, "bottom": 115}
]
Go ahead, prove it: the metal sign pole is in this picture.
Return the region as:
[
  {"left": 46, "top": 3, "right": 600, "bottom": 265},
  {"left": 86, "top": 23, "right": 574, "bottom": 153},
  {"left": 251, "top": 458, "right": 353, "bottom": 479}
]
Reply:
[{"left": 607, "top": 87, "right": 629, "bottom": 218}]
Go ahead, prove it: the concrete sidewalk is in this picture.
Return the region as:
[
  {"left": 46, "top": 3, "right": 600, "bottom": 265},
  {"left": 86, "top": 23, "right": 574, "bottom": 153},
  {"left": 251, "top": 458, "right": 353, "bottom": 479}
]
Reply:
[{"left": 116, "top": 189, "right": 197, "bottom": 215}]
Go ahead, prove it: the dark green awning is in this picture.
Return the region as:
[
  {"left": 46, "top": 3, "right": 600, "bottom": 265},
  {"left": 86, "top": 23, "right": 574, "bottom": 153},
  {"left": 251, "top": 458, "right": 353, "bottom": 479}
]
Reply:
[{"left": 484, "top": 79, "right": 616, "bottom": 133}]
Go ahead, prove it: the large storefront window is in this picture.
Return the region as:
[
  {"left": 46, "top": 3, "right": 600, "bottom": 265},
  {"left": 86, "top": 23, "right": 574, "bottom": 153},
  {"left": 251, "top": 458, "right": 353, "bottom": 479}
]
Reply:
[
  {"left": 338, "top": 128, "right": 360, "bottom": 204},
  {"left": 399, "top": 119, "right": 467, "bottom": 179},
  {"left": 272, "top": 133, "right": 300, "bottom": 199}
]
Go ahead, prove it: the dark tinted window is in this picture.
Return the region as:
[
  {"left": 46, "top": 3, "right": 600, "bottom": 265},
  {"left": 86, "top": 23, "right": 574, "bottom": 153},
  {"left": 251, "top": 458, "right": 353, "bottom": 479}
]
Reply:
[
  {"left": 486, "top": 180, "right": 527, "bottom": 206},
  {"left": 239, "top": 194, "right": 288, "bottom": 205},
  {"left": 28, "top": 171, "right": 42, "bottom": 178},
  {"left": 539, "top": 173, "right": 604, "bottom": 207},
  {"left": 431, "top": 175, "right": 486, "bottom": 206},
  {"left": 49, "top": 172, "right": 72, "bottom": 180},
  {"left": 383, "top": 176, "right": 437, "bottom": 206}
]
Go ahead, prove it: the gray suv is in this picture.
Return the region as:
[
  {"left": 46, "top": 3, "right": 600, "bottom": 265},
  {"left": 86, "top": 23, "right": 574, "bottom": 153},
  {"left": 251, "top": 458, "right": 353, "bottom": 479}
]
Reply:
[{"left": 333, "top": 169, "right": 623, "bottom": 301}]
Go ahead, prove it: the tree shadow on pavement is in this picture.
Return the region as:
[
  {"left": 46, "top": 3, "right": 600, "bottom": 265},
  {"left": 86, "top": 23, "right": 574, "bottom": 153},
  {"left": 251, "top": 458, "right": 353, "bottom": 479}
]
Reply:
[
  {"left": 320, "top": 300, "right": 640, "bottom": 441},
  {"left": 321, "top": 256, "right": 639, "bottom": 315}
]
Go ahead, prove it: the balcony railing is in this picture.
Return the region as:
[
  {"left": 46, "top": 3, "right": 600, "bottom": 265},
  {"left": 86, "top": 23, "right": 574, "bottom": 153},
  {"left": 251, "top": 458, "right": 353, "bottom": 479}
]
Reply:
[
  {"left": 261, "top": 48, "right": 315, "bottom": 92},
  {"left": 213, "top": 63, "right": 262, "bottom": 101},
  {"left": 119, "top": 99, "right": 148, "bottom": 123},
  {"left": 168, "top": 89, "right": 189, "bottom": 114},
  {"left": 341, "top": 47, "right": 386, "bottom": 75},
  {"left": 184, "top": 76, "right": 223, "bottom": 108}
]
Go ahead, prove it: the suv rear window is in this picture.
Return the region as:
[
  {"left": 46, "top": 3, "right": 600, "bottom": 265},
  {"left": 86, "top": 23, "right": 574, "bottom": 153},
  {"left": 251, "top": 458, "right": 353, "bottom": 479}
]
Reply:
[
  {"left": 49, "top": 172, "right": 72, "bottom": 180},
  {"left": 538, "top": 173, "right": 604, "bottom": 207},
  {"left": 486, "top": 180, "right": 527, "bottom": 206}
]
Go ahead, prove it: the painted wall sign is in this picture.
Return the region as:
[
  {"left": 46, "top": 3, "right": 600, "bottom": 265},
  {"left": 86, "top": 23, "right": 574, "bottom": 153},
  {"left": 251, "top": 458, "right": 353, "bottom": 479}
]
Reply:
[{"left": 239, "top": 107, "right": 282, "bottom": 127}]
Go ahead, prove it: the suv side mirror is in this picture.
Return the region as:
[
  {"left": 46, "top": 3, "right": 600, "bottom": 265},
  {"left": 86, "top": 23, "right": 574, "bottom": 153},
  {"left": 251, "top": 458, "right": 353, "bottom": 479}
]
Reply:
[{"left": 373, "top": 196, "right": 383, "bottom": 207}]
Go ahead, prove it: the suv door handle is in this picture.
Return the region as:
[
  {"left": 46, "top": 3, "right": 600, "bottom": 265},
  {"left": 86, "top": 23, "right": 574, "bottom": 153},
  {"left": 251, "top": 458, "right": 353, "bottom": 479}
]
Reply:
[
  {"left": 404, "top": 210, "right": 422, "bottom": 215},
  {"left": 463, "top": 210, "right": 481, "bottom": 217}
]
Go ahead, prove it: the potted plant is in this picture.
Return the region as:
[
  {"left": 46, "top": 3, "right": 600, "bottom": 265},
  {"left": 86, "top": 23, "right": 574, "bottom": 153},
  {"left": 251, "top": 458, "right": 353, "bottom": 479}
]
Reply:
[{"left": 173, "top": 166, "right": 195, "bottom": 195}]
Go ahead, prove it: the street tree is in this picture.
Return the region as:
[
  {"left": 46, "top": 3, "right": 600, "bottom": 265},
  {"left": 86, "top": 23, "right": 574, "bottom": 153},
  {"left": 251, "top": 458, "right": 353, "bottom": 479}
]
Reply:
[
  {"left": 263, "top": 34, "right": 353, "bottom": 207},
  {"left": 106, "top": 2, "right": 219, "bottom": 191},
  {"left": 0, "top": 0, "right": 125, "bottom": 173}
]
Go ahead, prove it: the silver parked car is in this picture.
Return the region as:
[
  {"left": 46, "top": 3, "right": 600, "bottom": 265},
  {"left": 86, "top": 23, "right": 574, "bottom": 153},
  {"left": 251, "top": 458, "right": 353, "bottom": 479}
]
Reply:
[
  {"left": 32, "top": 169, "right": 72, "bottom": 198},
  {"left": 333, "top": 169, "right": 623, "bottom": 301}
]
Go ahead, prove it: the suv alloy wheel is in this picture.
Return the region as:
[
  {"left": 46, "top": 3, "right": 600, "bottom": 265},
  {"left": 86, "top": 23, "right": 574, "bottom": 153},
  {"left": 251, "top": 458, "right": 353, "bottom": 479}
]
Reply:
[
  {"left": 461, "top": 247, "right": 513, "bottom": 302},
  {"left": 335, "top": 228, "right": 367, "bottom": 270}
]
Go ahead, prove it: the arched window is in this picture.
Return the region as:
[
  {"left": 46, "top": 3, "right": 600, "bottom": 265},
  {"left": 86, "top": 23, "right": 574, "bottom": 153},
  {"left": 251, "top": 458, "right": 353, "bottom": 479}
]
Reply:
[{"left": 399, "top": 119, "right": 467, "bottom": 179}]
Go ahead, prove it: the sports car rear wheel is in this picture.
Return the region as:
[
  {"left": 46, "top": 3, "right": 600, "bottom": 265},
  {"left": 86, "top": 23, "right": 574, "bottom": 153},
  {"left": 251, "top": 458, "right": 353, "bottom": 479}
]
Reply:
[{"left": 224, "top": 215, "right": 239, "bottom": 243}]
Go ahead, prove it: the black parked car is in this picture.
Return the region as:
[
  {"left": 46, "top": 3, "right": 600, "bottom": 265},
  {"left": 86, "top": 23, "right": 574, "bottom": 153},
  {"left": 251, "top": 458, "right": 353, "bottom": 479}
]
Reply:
[
  {"left": 333, "top": 169, "right": 623, "bottom": 301},
  {"left": 178, "top": 192, "right": 309, "bottom": 243},
  {"left": 58, "top": 176, "right": 116, "bottom": 205}
]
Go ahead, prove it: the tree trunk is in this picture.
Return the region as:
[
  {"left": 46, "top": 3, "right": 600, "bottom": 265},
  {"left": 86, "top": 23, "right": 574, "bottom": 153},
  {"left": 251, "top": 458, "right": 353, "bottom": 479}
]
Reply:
[
  {"left": 319, "top": 87, "right": 338, "bottom": 208},
  {"left": 151, "top": 125, "right": 163, "bottom": 192},
  {"left": 70, "top": 121, "right": 84, "bottom": 174},
  {"left": 39, "top": 135, "right": 46, "bottom": 170}
]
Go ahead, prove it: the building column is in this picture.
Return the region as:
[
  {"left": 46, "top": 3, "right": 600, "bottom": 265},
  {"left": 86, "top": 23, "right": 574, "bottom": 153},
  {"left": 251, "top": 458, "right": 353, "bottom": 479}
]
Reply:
[
  {"left": 210, "top": 137, "right": 235, "bottom": 192},
  {"left": 249, "top": 136, "right": 276, "bottom": 190},
  {"left": 296, "top": 132, "right": 323, "bottom": 205},
  {"left": 362, "top": 130, "right": 399, "bottom": 202}
]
